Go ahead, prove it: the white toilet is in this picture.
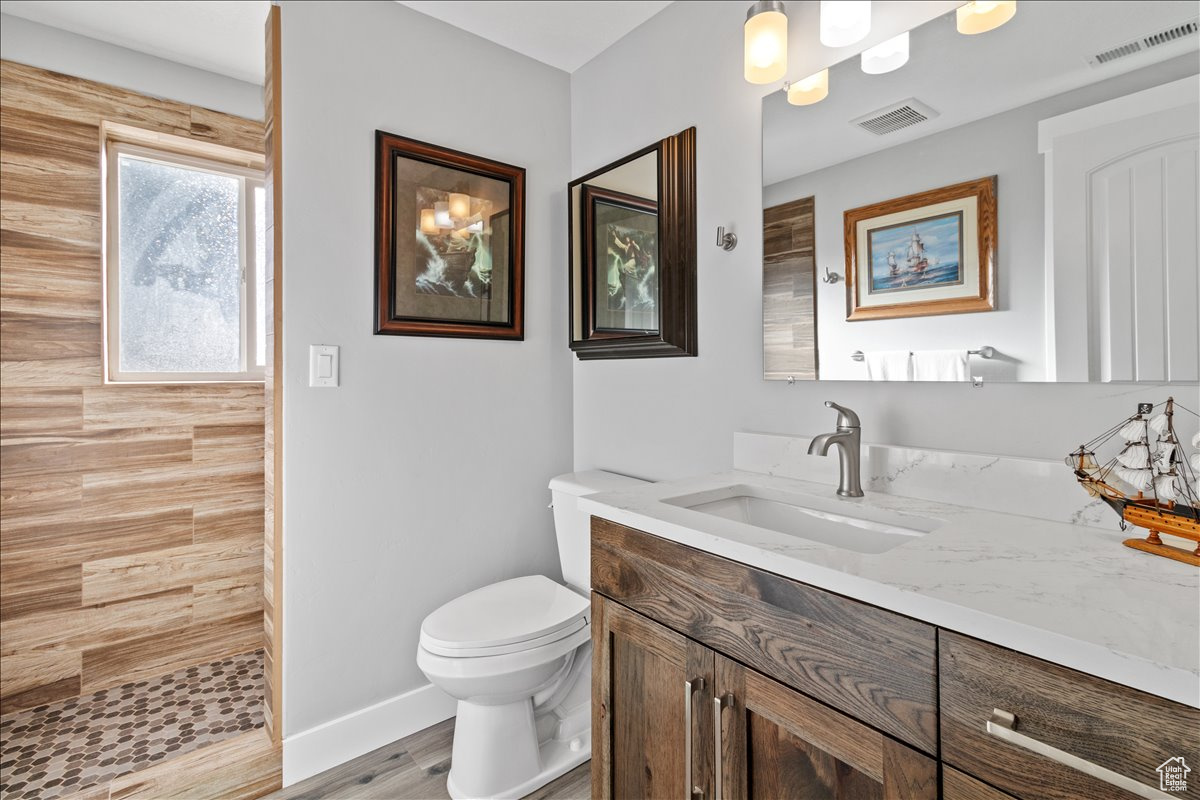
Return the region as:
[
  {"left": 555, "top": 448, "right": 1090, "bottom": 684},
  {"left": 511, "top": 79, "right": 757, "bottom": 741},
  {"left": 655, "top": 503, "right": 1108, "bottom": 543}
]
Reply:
[{"left": 416, "top": 470, "right": 647, "bottom": 800}]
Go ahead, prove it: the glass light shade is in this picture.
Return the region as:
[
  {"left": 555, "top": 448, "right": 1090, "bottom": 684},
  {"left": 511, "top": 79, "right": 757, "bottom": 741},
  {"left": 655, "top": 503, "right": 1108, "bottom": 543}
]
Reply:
[
  {"left": 448, "top": 192, "right": 470, "bottom": 218},
  {"left": 744, "top": 2, "right": 788, "bottom": 84},
  {"left": 434, "top": 201, "right": 452, "bottom": 229},
  {"left": 820, "top": 0, "right": 870, "bottom": 48},
  {"left": 861, "top": 31, "right": 909, "bottom": 74},
  {"left": 956, "top": 1, "right": 1016, "bottom": 35},
  {"left": 419, "top": 208, "right": 438, "bottom": 235},
  {"left": 787, "top": 69, "right": 829, "bottom": 106}
]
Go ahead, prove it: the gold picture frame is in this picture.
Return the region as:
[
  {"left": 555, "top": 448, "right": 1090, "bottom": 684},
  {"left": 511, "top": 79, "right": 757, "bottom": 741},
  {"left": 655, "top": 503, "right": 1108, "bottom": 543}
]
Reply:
[{"left": 844, "top": 176, "right": 996, "bottom": 321}]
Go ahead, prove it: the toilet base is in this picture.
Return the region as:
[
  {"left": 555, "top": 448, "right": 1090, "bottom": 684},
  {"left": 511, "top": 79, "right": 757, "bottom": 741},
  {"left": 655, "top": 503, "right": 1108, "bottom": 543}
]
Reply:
[
  {"left": 444, "top": 685, "right": 591, "bottom": 800},
  {"left": 446, "top": 734, "right": 589, "bottom": 800}
]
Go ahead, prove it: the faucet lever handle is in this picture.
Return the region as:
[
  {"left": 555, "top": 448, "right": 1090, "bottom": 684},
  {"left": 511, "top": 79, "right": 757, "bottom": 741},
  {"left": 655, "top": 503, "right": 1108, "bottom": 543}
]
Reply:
[{"left": 825, "top": 401, "right": 861, "bottom": 429}]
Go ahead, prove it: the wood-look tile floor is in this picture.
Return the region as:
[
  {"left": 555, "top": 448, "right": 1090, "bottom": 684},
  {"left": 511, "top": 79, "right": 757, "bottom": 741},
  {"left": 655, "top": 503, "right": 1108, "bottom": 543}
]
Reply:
[
  {"left": 268, "top": 717, "right": 590, "bottom": 800},
  {"left": 0, "top": 651, "right": 264, "bottom": 800}
]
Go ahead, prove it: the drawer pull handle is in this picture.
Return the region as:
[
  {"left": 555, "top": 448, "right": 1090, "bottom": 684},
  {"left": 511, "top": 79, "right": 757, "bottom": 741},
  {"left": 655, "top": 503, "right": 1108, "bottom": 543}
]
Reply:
[
  {"left": 714, "top": 694, "right": 732, "bottom": 800},
  {"left": 685, "top": 678, "right": 705, "bottom": 800},
  {"left": 986, "top": 708, "right": 1173, "bottom": 800}
]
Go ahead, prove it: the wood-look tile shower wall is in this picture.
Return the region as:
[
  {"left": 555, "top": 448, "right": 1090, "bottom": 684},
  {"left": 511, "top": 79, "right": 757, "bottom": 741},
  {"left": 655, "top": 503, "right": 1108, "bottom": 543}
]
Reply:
[{"left": 0, "top": 61, "right": 266, "bottom": 715}]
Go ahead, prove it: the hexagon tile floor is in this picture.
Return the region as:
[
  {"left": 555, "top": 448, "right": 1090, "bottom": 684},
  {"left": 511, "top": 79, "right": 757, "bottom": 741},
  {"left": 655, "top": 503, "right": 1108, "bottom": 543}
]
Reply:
[{"left": 0, "top": 650, "right": 264, "bottom": 800}]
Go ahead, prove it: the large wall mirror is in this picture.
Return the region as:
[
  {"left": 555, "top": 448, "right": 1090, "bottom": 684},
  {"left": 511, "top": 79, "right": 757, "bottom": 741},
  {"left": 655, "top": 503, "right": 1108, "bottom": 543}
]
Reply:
[
  {"left": 571, "top": 127, "right": 697, "bottom": 359},
  {"left": 762, "top": 1, "right": 1199, "bottom": 383}
]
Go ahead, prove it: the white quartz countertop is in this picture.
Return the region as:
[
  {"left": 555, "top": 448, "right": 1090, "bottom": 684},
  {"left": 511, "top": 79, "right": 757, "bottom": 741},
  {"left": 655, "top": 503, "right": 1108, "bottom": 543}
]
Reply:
[{"left": 581, "top": 469, "right": 1200, "bottom": 708}]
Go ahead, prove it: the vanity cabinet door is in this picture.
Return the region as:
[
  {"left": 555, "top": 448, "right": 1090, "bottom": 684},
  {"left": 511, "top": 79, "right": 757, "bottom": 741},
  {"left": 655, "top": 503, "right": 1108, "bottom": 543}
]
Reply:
[
  {"left": 713, "top": 655, "right": 937, "bottom": 800},
  {"left": 591, "top": 594, "right": 715, "bottom": 800}
]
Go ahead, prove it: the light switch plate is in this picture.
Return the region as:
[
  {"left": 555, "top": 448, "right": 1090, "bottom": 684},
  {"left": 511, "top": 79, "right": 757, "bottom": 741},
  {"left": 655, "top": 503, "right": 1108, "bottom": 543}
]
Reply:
[{"left": 309, "top": 345, "right": 339, "bottom": 387}]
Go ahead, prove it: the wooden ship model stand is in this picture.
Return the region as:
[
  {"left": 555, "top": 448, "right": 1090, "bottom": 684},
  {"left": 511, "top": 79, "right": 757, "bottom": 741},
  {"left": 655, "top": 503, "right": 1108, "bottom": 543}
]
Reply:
[{"left": 1119, "top": 503, "right": 1200, "bottom": 567}]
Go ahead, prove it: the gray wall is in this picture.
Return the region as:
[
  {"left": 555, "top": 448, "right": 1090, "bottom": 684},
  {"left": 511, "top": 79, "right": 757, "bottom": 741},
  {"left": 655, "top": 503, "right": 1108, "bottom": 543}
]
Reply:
[
  {"left": 570, "top": 1, "right": 1193, "bottom": 483},
  {"left": 280, "top": 1, "right": 572, "bottom": 736},
  {"left": 0, "top": 13, "right": 263, "bottom": 119},
  {"left": 763, "top": 55, "right": 1199, "bottom": 382}
]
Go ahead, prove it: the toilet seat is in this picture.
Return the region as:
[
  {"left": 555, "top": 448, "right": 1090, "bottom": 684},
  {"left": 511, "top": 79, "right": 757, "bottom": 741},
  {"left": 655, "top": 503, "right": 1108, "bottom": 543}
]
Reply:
[{"left": 419, "top": 575, "right": 589, "bottom": 658}]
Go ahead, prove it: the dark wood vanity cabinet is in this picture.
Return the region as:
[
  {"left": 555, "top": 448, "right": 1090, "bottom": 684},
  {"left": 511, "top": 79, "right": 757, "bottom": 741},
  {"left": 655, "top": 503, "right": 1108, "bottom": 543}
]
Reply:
[
  {"left": 591, "top": 593, "right": 937, "bottom": 800},
  {"left": 591, "top": 517, "right": 939, "bottom": 799},
  {"left": 590, "top": 516, "right": 1199, "bottom": 800}
]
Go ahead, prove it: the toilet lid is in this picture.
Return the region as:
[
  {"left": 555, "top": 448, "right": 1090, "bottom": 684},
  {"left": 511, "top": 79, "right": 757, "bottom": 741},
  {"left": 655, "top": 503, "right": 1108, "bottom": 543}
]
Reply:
[{"left": 419, "top": 575, "right": 589, "bottom": 657}]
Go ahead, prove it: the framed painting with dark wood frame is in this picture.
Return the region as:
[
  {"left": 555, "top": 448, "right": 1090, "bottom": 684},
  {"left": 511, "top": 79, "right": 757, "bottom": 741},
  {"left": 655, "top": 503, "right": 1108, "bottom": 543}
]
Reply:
[
  {"left": 568, "top": 127, "right": 697, "bottom": 359},
  {"left": 581, "top": 184, "right": 659, "bottom": 336},
  {"left": 375, "top": 130, "right": 525, "bottom": 339},
  {"left": 844, "top": 176, "right": 996, "bottom": 321}
]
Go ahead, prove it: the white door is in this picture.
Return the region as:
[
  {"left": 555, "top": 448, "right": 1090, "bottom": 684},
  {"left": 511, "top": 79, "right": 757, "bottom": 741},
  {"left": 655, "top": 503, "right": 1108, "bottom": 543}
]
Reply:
[{"left": 1042, "top": 76, "right": 1199, "bottom": 383}]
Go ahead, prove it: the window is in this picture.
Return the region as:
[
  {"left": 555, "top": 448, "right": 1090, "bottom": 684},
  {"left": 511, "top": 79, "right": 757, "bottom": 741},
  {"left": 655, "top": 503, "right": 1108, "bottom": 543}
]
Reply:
[{"left": 104, "top": 139, "right": 265, "bottom": 382}]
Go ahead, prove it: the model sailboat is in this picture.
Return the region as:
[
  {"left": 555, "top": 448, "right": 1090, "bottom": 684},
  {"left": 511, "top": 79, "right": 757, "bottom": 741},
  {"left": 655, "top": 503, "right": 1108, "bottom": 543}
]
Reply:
[{"left": 1066, "top": 397, "right": 1200, "bottom": 566}]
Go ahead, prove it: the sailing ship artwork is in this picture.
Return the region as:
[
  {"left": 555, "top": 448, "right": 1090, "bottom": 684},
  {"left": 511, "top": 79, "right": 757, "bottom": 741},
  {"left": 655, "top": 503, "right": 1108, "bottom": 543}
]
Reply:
[
  {"left": 1066, "top": 398, "right": 1200, "bottom": 566},
  {"left": 867, "top": 211, "right": 964, "bottom": 294}
]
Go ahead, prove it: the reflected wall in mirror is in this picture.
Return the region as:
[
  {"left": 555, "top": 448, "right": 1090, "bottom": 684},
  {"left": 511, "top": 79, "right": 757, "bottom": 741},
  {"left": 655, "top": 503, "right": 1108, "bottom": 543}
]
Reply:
[
  {"left": 761, "top": 1, "right": 1200, "bottom": 383},
  {"left": 570, "top": 127, "right": 697, "bottom": 359}
]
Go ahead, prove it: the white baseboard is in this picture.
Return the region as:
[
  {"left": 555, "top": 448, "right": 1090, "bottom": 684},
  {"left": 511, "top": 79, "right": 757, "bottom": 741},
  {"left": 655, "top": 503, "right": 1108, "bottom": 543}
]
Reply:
[{"left": 282, "top": 682, "right": 457, "bottom": 786}]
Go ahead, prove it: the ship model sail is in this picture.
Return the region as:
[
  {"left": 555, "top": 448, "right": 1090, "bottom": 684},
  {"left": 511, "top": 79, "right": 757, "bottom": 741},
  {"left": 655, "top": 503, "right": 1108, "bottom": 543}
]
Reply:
[{"left": 1067, "top": 397, "right": 1200, "bottom": 566}]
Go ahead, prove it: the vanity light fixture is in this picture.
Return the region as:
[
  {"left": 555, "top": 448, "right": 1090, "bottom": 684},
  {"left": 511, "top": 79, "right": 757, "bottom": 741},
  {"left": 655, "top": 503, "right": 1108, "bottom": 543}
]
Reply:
[
  {"left": 956, "top": 0, "right": 1016, "bottom": 35},
  {"left": 434, "top": 200, "right": 453, "bottom": 229},
  {"left": 786, "top": 69, "right": 830, "bottom": 106},
  {"left": 860, "top": 31, "right": 909, "bottom": 74},
  {"left": 419, "top": 208, "right": 438, "bottom": 235},
  {"left": 448, "top": 191, "right": 470, "bottom": 218},
  {"left": 820, "top": 0, "right": 871, "bottom": 48},
  {"left": 744, "top": 1, "right": 788, "bottom": 84}
]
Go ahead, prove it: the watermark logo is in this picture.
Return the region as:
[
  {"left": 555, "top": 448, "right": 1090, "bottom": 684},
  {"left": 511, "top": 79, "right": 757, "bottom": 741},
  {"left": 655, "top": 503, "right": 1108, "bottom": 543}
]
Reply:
[{"left": 1158, "top": 757, "right": 1190, "bottom": 792}]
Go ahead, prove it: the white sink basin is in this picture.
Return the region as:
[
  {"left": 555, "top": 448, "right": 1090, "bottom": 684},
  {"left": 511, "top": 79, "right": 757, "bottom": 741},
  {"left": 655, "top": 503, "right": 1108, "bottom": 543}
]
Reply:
[{"left": 662, "top": 484, "right": 941, "bottom": 554}]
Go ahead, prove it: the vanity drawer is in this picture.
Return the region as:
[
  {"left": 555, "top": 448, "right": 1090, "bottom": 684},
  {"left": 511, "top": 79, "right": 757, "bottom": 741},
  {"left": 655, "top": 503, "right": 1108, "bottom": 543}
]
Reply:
[
  {"left": 940, "top": 630, "right": 1200, "bottom": 800},
  {"left": 943, "top": 768, "right": 1017, "bottom": 800},
  {"left": 590, "top": 517, "right": 938, "bottom": 753}
]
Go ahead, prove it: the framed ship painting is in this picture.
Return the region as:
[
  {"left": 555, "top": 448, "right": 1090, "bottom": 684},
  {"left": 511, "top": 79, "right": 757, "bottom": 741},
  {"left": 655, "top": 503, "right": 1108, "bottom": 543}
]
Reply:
[
  {"left": 580, "top": 184, "right": 659, "bottom": 335},
  {"left": 844, "top": 176, "right": 996, "bottom": 321},
  {"left": 374, "top": 130, "right": 525, "bottom": 339}
]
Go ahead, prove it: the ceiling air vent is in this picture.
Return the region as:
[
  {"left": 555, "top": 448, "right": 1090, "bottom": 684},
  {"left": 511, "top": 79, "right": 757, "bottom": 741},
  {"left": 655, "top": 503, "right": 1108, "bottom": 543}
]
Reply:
[
  {"left": 851, "top": 98, "right": 940, "bottom": 136},
  {"left": 1088, "top": 17, "right": 1198, "bottom": 66}
]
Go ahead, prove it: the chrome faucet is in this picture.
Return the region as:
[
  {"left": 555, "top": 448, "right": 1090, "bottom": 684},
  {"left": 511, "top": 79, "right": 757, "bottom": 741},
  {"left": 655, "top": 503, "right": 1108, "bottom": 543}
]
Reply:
[{"left": 807, "top": 401, "right": 864, "bottom": 498}]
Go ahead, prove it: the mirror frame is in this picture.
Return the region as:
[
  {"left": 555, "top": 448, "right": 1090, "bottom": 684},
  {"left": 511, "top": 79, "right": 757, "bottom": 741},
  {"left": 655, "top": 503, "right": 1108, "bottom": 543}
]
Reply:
[{"left": 568, "top": 126, "right": 697, "bottom": 360}]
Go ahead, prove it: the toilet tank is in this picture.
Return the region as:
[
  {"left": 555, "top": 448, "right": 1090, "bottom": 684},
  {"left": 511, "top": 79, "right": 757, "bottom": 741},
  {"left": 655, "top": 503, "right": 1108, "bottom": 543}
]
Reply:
[{"left": 549, "top": 470, "right": 649, "bottom": 594}]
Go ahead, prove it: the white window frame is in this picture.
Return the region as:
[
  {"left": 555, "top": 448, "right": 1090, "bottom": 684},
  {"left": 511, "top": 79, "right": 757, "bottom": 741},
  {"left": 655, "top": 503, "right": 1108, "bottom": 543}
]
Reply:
[{"left": 103, "top": 138, "right": 265, "bottom": 384}]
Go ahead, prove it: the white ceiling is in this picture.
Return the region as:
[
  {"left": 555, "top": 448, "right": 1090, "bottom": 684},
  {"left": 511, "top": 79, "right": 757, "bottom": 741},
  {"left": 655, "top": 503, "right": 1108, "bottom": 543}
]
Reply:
[
  {"left": 396, "top": 0, "right": 673, "bottom": 73},
  {"left": 763, "top": 0, "right": 1200, "bottom": 185},
  {"left": 0, "top": 0, "right": 270, "bottom": 84}
]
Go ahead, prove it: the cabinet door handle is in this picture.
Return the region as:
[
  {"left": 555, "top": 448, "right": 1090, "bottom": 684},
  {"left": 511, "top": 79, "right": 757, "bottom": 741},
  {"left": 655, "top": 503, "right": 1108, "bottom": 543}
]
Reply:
[
  {"left": 713, "top": 694, "right": 732, "bottom": 800},
  {"left": 986, "top": 708, "right": 1173, "bottom": 800},
  {"left": 684, "top": 678, "right": 705, "bottom": 800}
]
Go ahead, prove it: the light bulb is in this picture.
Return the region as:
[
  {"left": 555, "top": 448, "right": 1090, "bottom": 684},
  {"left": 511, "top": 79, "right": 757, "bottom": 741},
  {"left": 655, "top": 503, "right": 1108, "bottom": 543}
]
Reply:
[
  {"left": 419, "top": 208, "right": 437, "bottom": 235},
  {"left": 956, "top": 0, "right": 1016, "bottom": 35},
  {"left": 861, "top": 31, "right": 909, "bottom": 74},
  {"left": 820, "top": 0, "right": 870, "bottom": 48},
  {"left": 448, "top": 192, "right": 470, "bottom": 218},
  {"left": 786, "top": 69, "right": 829, "bottom": 106},
  {"left": 744, "top": 1, "right": 788, "bottom": 84},
  {"left": 434, "top": 201, "right": 452, "bottom": 229}
]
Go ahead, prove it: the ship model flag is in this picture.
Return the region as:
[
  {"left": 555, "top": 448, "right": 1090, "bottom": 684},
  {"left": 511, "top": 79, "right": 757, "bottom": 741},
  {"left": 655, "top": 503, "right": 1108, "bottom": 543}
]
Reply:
[{"left": 1067, "top": 397, "right": 1200, "bottom": 566}]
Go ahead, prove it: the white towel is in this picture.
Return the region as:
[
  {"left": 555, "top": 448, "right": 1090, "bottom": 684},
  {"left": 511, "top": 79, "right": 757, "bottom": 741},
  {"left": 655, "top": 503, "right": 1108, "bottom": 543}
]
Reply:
[
  {"left": 865, "top": 350, "right": 913, "bottom": 381},
  {"left": 912, "top": 350, "right": 969, "bottom": 382}
]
